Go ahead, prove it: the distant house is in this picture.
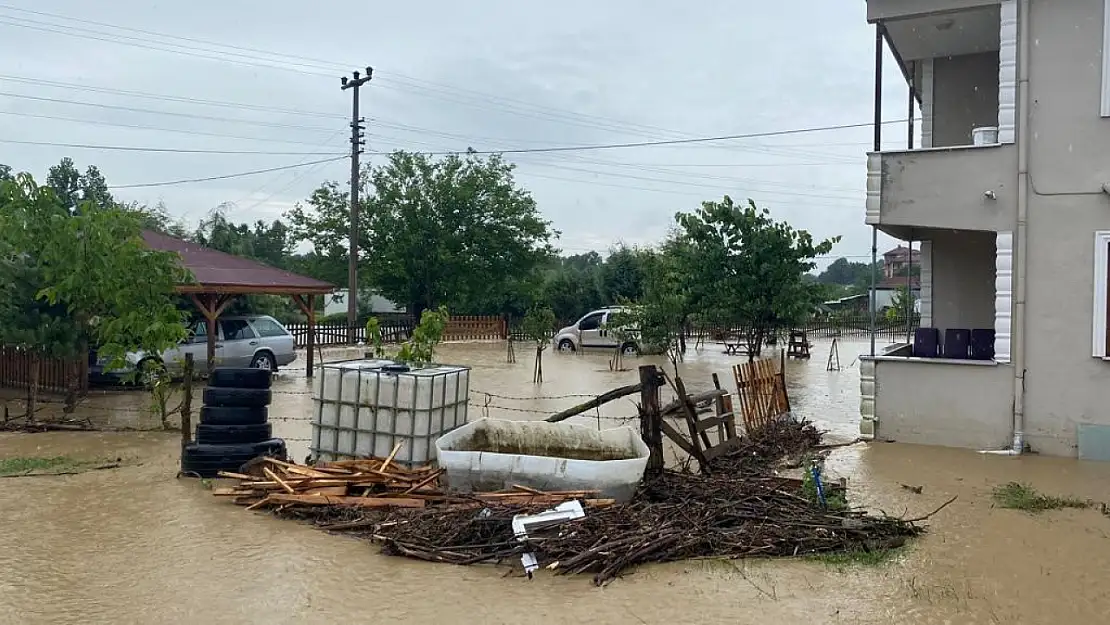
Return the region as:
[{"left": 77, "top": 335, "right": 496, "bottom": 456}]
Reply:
[
  {"left": 882, "top": 246, "right": 920, "bottom": 280},
  {"left": 323, "top": 289, "right": 404, "bottom": 318}
]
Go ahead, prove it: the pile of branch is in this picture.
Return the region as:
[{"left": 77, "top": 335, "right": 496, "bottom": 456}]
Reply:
[
  {"left": 369, "top": 471, "right": 930, "bottom": 585},
  {"left": 214, "top": 422, "right": 939, "bottom": 585},
  {"left": 708, "top": 418, "right": 824, "bottom": 473}
]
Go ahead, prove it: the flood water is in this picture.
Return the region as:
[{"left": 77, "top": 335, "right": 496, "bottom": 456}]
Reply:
[{"left": 2, "top": 338, "right": 1110, "bottom": 624}]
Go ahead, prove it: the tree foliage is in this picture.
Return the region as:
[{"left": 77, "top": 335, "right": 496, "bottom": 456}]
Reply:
[
  {"left": 674, "top": 196, "right": 837, "bottom": 342},
  {"left": 289, "top": 151, "right": 556, "bottom": 317},
  {"left": 0, "top": 173, "right": 189, "bottom": 370}
]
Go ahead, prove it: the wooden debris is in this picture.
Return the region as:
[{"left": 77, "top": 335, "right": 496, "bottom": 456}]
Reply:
[{"left": 214, "top": 455, "right": 611, "bottom": 515}]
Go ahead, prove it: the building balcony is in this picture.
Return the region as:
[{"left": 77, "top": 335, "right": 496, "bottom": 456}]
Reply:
[{"left": 865, "top": 143, "right": 1017, "bottom": 235}]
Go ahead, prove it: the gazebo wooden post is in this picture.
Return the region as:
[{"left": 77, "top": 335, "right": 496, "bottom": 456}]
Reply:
[
  {"left": 292, "top": 294, "right": 317, "bottom": 378},
  {"left": 189, "top": 292, "right": 234, "bottom": 374}
]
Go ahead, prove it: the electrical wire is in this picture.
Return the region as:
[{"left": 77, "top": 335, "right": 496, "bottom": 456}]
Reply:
[
  {"left": 0, "top": 74, "right": 345, "bottom": 120},
  {"left": 361, "top": 119, "right": 906, "bottom": 156},
  {"left": 0, "top": 6, "right": 917, "bottom": 150},
  {"left": 0, "top": 137, "right": 345, "bottom": 156},
  {"left": 0, "top": 91, "right": 336, "bottom": 132},
  {"left": 0, "top": 110, "right": 348, "bottom": 148},
  {"left": 107, "top": 156, "right": 349, "bottom": 189}
]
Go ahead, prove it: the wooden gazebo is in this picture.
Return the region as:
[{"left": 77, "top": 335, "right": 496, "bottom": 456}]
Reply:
[{"left": 142, "top": 231, "right": 334, "bottom": 377}]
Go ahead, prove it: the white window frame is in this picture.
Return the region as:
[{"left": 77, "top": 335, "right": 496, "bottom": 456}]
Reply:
[
  {"left": 1102, "top": 0, "right": 1110, "bottom": 117},
  {"left": 1092, "top": 231, "right": 1110, "bottom": 357}
]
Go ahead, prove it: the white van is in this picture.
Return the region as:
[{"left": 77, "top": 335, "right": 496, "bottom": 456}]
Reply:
[{"left": 552, "top": 307, "right": 641, "bottom": 354}]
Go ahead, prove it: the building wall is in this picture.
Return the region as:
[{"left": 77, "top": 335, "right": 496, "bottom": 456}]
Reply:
[
  {"left": 925, "top": 229, "right": 996, "bottom": 332},
  {"left": 1019, "top": 0, "right": 1110, "bottom": 456},
  {"left": 932, "top": 52, "right": 1002, "bottom": 147},
  {"left": 869, "top": 357, "right": 1014, "bottom": 449}
]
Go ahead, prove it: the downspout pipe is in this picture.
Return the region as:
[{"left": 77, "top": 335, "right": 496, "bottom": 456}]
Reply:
[{"left": 982, "top": 0, "right": 1029, "bottom": 456}]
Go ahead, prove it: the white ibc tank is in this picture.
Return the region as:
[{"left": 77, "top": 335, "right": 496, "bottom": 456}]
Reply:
[{"left": 310, "top": 359, "right": 470, "bottom": 466}]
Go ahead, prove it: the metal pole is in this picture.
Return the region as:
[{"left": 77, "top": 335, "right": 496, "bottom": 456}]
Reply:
[
  {"left": 906, "top": 237, "right": 914, "bottom": 346},
  {"left": 907, "top": 61, "right": 915, "bottom": 150},
  {"left": 870, "top": 24, "right": 884, "bottom": 357},
  {"left": 341, "top": 67, "right": 372, "bottom": 344}
]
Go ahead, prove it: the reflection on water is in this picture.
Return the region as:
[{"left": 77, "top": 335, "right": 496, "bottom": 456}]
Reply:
[{"left": 2, "top": 338, "right": 1109, "bottom": 624}]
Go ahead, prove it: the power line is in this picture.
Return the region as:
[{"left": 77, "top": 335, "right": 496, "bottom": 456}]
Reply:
[
  {"left": 0, "top": 91, "right": 336, "bottom": 132},
  {"left": 361, "top": 119, "right": 907, "bottom": 156},
  {"left": 0, "top": 110, "right": 347, "bottom": 148},
  {"left": 108, "top": 156, "right": 349, "bottom": 189},
  {"left": 0, "top": 15, "right": 336, "bottom": 77},
  {"left": 0, "top": 4, "right": 344, "bottom": 71},
  {"left": 0, "top": 137, "right": 346, "bottom": 156},
  {"left": 0, "top": 74, "right": 345, "bottom": 120},
  {"left": 0, "top": 6, "right": 914, "bottom": 153}
]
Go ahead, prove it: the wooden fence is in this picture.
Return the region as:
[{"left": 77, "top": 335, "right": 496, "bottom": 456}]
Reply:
[
  {"left": 0, "top": 346, "right": 89, "bottom": 395},
  {"left": 732, "top": 353, "right": 791, "bottom": 434},
  {"left": 286, "top": 315, "right": 507, "bottom": 348}
]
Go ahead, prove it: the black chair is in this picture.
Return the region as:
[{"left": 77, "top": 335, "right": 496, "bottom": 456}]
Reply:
[
  {"left": 913, "top": 327, "right": 940, "bottom": 358},
  {"left": 970, "top": 328, "right": 996, "bottom": 360},
  {"left": 943, "top": 328, "right": 971, "bottom": 359}
]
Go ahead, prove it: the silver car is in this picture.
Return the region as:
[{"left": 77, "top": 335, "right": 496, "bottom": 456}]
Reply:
[
  {"left": 92, "top": 315, "right": 297, "bottom": 380},
  {"left": 552, "top": 306, "right": 641, "bottom": 354}
]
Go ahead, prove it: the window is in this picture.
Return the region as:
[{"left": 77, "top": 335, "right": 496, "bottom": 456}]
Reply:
[
  {"left": 188, "top": 321, "right": 208, "bottom": 344},
  {"left": 578, "top": 313, "right": 604, "bottom": 331},
  {"left": 220, "top": 319, "right": 257, "bottom": 341},
  {"left": 1103, "top": 0, "right": 1110, "bottom": 117},
  {"left": 250, "top": 317, "right": 289, "bottom": 338},
  {"left": 1091, "top": 231, "right": 1110, "bottom": 357}
]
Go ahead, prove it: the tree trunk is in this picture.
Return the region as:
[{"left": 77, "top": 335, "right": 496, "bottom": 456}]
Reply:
[
  {"left": 27, "top": 353, "right": 40, "bottom": 423},
  {"left": 533, "top": 345, "right": 543, "bottom": 383}
]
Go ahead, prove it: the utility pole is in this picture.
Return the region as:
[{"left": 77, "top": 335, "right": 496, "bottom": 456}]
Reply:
[{"left": 341, "top": 67, "right": 372, "bottom": 344}]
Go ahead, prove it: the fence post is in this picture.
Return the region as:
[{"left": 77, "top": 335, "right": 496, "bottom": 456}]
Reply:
[
  {"left": 639, "top": 365, "right": 664, "bottom": 477},
  {"left": 181, "top": 353, "right": 194, "bottom": 451}
]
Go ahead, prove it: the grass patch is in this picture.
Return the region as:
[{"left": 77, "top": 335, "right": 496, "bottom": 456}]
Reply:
[
  {"left": 0, "top": 456, "right": 121, "bottom": 477},
  {"left": 991, "top": 482, "right": 1091, "bottom": 513},
  {"left": 808, "top": 548, "right": 900, "bottom": 567}
]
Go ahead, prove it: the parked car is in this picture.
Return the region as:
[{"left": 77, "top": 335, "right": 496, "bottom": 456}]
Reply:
[
  {"left": 90, "top": 315, "right": 297, "bottom": 381},
  {"left": 552, "top": 306, "right": 642, "bottom": 354}
]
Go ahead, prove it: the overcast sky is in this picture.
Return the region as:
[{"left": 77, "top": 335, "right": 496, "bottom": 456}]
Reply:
[{"left": 0, "top": 1, "right": 911, "bottom": 265}]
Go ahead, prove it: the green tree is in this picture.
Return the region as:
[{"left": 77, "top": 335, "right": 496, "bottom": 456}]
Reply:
[
  {"left": 0, "top": 173, "right": 190, "bottom": 421},
  {"left": 817, "top": 257, "right": 872, "bottom": 285},
  {"left": 600, "top": 245, "right": 647, "bottom": 303},
  {"left": 616, "top": 246, "right": 690, "bottom": 374},
  {"left": 45, "top": 157, "right": 114, "bottom": 213},
  {"left": 289, "top": 151, "right": 556, "bottom": 317},
  {"left": 886, "top": 285, "right": 916, "bottom": 322},
  {"left": 673, "top": 196, "right": 838, "bottom": 360},
  {"left": 521, "top": 306, "right": 556, "bottom": 383}
]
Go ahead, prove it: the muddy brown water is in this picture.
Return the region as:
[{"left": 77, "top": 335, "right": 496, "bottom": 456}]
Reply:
[{"left": 3, "top": 339, "right": 1110, "bottom": 624}]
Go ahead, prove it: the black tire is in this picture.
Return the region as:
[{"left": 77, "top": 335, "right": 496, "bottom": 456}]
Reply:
[
  {"left": 251, "top": 438, "right": 287, "bottom": 456},
  {"left": 196, "top": 423, "right": 273, "bottom": 445},
  {"left": 200, "top": 405, "right": 267, "bottom": 426},
  {"left": 208, "top": 367, "right": 272, "bottom": 390},
  {"left": 180, "top": 439, "right": 287, "bottom": 478},
  {"left": 203, "top": 386, "right": 272, "bottom": 408},
  {"left": 558, "top": 339, "right": 576, "bottom": 352}
]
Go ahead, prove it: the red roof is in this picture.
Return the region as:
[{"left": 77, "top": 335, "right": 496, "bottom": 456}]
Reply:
[{"left": 142, "top": 230, "right": 334, "bottom": 295}]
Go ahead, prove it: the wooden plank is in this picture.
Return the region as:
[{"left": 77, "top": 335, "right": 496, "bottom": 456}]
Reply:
[
  {"left": 694, "top": 414, "right": 734, "bottom": 433},
  {"left": 660, "top": 419, "right": 701, "bottom": 459},
  {"left": 703, "top": 437, "right": 745, "bottom": 461},
  {"left": 264, "top": 494, "right": 426, "bottom": 508},
  {"left": 262, "top": 466, "right": 296, "bottom": 494}
]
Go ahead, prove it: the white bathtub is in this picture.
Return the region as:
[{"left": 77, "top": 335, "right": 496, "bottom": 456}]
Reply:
[{"left": 434, "top": 418, "right": 650, "bottom": 503}]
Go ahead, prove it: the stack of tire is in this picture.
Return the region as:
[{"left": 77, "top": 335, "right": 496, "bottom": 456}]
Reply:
[{"left": 181, "top": 368, "right": 287, "bottom": 478}]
